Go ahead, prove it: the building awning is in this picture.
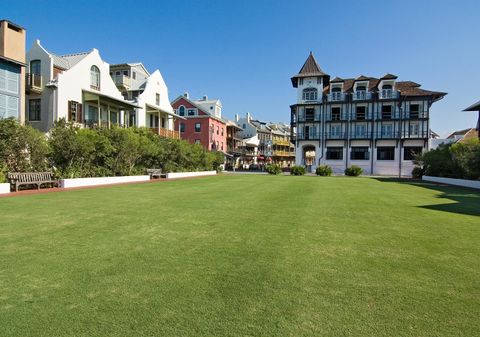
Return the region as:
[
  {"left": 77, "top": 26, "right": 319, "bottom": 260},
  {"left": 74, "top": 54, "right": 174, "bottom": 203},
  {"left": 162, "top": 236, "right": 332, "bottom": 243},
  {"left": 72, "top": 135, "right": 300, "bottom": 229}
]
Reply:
[
  {"left": 83, "top": 89, "right": 141, "bottom": 109},
  {"left": 464, "top": 100, "right": 480, "bottom": 111},
  {"left": 146, "top": 103, "right": 186, "bottom": 120}
]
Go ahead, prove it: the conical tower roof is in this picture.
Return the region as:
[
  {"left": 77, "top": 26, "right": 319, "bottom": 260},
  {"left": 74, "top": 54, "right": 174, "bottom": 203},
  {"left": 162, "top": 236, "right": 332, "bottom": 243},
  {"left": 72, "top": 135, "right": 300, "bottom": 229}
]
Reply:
[{"left": 291, "top": 52, "right": 328, "bottom": 87}]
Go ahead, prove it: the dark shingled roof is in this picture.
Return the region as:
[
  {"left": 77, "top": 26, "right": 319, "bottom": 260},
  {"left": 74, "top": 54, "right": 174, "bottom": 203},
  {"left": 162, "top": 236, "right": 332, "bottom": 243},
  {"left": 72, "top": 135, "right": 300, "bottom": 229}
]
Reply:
[
  {"left": 463, "top": 100, "right": 480, "bottom": 111},
  {"left": 381, "top": 73, "right": 398, "bottom": 80},
  {"left": 291, "top": 52, "right": 329, "bottom": 87},
  {"left": 355, "top": 75, "right": 370, "bottom": 81},
  {"left": 330, "top": 77, "right": 344, "bottom": 83}
]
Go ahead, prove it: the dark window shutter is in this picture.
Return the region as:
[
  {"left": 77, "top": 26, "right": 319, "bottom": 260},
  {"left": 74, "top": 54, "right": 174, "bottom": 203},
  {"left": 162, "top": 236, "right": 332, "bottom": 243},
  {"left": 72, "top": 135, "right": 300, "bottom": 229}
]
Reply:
[
  {"left": 68, "top": 101, "right": 72, "bottom": 121},
  {"left": 78, "top": 103, "right": 83, "bottom": 123}
]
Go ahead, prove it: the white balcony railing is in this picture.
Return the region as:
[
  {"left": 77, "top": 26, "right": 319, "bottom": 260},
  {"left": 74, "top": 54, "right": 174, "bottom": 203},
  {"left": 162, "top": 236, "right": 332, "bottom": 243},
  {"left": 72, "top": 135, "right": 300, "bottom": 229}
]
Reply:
[
  {"left": 112, "top": 74, "right": 132, "bottom": 88},
  {"left": 327, "top": 92, "right": 345, "bottom": 102},
  {"left": 352, "top": 91, "right": 372, "bottom": 100},
  {"left": 379, "top": 89, "right": 399, "bottom": 99}
]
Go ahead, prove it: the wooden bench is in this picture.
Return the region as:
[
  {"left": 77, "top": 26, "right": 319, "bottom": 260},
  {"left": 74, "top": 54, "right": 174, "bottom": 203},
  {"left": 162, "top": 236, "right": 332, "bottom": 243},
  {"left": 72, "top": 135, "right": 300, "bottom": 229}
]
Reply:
[
  {"left": 146, "top": 169, "right": 163, "bottom": 179},
  {"left": 7, "top": 172, "right": 58, "bottom": 192}
]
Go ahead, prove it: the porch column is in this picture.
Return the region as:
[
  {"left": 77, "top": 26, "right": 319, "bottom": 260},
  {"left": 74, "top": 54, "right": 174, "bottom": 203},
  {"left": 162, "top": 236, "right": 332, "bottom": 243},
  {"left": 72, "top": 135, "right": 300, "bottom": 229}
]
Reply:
[
  {"left": 97, "top": 97, "right": 101, "bottom": 127},
  {"left": 107, "top": 103, "right": 111, "bottom": 128},
  {"left": 158, "top": 110, "right": 161, "bottom": 135}
]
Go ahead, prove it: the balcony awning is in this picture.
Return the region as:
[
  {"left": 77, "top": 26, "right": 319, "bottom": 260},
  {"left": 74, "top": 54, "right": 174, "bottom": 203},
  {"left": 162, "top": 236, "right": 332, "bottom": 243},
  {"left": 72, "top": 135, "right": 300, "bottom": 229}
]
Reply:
[
  {"left": 146, "top": 103, "right": 186, "bottom": 120},
  {"left": 83, "top": 89, "right": 141, "bottom": 109}
]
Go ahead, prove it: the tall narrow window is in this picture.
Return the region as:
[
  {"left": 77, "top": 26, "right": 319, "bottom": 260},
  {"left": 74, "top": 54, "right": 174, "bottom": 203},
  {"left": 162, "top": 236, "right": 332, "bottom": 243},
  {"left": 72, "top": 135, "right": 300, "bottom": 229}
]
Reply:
[
  {"left": 180, "top": 123, "right": 185, "bottom": 132},
  {"left": 30, "top": 60, "right": 41, "bottom": 75},
  {"left": 28, "top": 99, "right": 41, "bottom": 121},
  {"left": 195, "top": 123, "right": 201, "bottom": 132},
  {"left": 410, "top": 104, "right": 420, "bottom": 118},
  {"left": 90, "top": 66, "right": 100, "bottom": 90},
  {"left": 356, "top": 106, "right": 366, "bottom": 120},
  {"left": 381, "top": 105, "right": 392, "bottom": 119},
  {"left": 331, "top": 107, "right": 341, "bottom": 121},
  {"left": 155, "top": 93, "right": 160, "bottom": 106},
  {"left": 178, "top": 106, "right": 185, "bottom": 116}
]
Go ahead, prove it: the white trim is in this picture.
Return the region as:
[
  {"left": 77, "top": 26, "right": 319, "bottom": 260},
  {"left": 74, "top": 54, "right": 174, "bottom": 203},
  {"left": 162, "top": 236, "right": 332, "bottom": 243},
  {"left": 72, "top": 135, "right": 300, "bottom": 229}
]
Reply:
[
  {"left": 0, "top": 183, "right": 10, "bottom": 194},
  {"left": 422, "top": 176, "right": 480, "bottom": 190},
  {"left": 166, "top": 171, "right": 217, "bottom": 179},
  {"left": 60, "top": 175, "right": 150, "bottom": 188}
]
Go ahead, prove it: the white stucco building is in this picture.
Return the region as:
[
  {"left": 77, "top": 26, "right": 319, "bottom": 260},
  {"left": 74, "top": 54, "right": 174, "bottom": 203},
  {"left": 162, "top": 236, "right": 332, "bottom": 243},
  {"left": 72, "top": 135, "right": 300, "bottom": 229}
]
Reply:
[
  {"left": 110, "top": 63, "right": 182, "bottom": 138},
  {"left": 25, "top": 40, "right": 138, "bottom": 132}
]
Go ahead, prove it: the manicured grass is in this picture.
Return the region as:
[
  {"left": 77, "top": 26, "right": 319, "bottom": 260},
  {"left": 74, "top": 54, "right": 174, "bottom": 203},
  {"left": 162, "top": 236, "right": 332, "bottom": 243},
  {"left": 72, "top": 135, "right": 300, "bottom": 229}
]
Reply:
[{"left": 0, "top": 175, "right": 479, "bottom": 337}]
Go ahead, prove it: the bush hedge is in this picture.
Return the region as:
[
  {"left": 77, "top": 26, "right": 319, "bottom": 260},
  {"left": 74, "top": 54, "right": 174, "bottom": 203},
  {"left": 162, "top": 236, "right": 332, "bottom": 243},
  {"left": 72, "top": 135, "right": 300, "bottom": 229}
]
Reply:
[
  {"left": 290, "top": 165, "right": 306, "bottom": 176},
  {"left": 414, "top": 140, "right": 480, "bottom": 180},
  {"left": 345, "top": 165, "right": 363, "bottom": 176},
  {"left": 316, "top": 165, "right": 333, "bottom": 176},
  {"left": 266, "top": 164, "right": 282, "bottom": 175},
  {"left": 0, "top": 118, "right": 225, "bottom": 180}
]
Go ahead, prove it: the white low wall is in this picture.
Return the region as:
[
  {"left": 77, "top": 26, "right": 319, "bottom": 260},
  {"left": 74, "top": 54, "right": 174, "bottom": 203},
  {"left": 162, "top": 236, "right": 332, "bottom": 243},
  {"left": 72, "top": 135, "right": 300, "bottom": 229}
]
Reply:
[
  {"left": 166, "top": 171, "right": 217, "bottom": 179},
  {"left": 423, "top": 176, "right": 480, "bottom": 189},
  {"left": 0, "top": 183, "right": 10, "bottom": 194},
  {"left": 60, "top": 175, "right": 150, "bottom": 189}
]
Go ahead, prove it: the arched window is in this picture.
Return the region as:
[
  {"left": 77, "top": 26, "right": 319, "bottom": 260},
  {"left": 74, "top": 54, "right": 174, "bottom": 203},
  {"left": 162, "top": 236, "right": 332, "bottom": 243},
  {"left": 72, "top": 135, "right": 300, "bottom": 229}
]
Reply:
[
  {"left": 178, "top": 105, "right": 185, "bottom": 116},
  {"left": 302, "top": 87, "right": 318, "bottom": 101},
  {"left": 90, "top": 66, "right": 100, "bottom": 90}
]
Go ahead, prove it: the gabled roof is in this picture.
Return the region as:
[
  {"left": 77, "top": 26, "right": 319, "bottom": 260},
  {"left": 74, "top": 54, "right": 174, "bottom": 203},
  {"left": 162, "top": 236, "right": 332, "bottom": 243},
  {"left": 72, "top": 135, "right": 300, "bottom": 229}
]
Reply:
[
  {"left": 381, "top": 73, "right": 398, "bottom": 80},
  {"left": 170, "top": 95, "right": 227, "bottom": 124},
  {"left": 330, "top": 77, "right": 344, "bottom": 83},
  {"left": 50, "top": 51, "right": 91, "bottom": 70},
  {"left": 355, "top": 75, "right": 370, "bottom": 81},
  {"left": 110, "top": 63, "right": 150, "bottom": 76},
  {"left": 291, "top": 52, "right": 328, "bottom": 87}
]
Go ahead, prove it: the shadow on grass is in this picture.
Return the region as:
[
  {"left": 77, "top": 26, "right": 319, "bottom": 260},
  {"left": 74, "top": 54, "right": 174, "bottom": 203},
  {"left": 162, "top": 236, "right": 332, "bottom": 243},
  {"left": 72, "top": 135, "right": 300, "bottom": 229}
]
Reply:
[{"left": 373, "top": 178, "right": 480, "bottom": 217}]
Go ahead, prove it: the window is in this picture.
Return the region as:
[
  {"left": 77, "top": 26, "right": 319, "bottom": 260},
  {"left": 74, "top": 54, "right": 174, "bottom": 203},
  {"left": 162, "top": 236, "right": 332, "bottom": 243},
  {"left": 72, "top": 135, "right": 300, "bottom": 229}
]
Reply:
[
  {"left": 115, "top": 71, "right": 120, "bottom": 76},
  {"left": 180, "top": 123, "right": 185, "bottom": 132},
  {"left": 30, "top": 60, "right": 41, "bottom": 75},
  {"left": 404, "top": 147, "right": 423, "bottom": 160},
  {"left": 27, "top": 99, "right": 41, "bottom": 121},
  {"left": 305, "top": 107, "right": 315, "bottom": 121},
  {"left": 351, "top": 147, "right": 369, "bottom": 160},
  {"left": 221, "top": 128, "right": 224, "bottom": 136},
  {"left": 0, "top": 94, "right": 19, "bottom": 119},
  {"left": 161, "top": 118, "right": 165, "bottom": 128},
  {"left": 187, "top": 108, "right": 195, "bottom": 116},
  {"left": 123, "top": 70, "right": 129, "bottom": 76},
  {"left": 90, "top": 66, "right": 100, "bottom": 90},
  {"left": 195, "top": 123, "right": 201, "bottom": 132},
  {"left": 216, "top": 126, "right": 219, "bottom": 135},
  {"left": 0, "top": 62, "right": 20, "bottom": 94},
  {"left": 355, "top": 124, "right": 366, "bottom": 137},
  {"left": 381, "top": 105, "right": 392, "bottom": 119},
  {"left": 326, "top": 147, "right": 343, "bottom": 160},
  {"left": 410, "top": 104, "right": 420, "bottom": 118},
  {"left": 409, "top": 123, "right": 420, "bottom": 136},
  {"left": 356, "top": 106, "right": 366, "bottom": 120},
  {"left": 195, "top": 139, "right": 201, "bottom": 144},
  {"left": 331, "top": 86, "right": 342, "bottom": 92},
  {"left": 331, "top": 125, "right": 341, "bottom": 137},
  {"left": 299, "top": 78, "right": 304, "bottom": 85},
  {"left": 86, "top": 105, "right": 99, "bottom": 124},
  {"left": 302, "top": 87, "right": 318, "bottom": 101},
  {"left": 221, "top": 142, "right": 224, "bottom": 151},
  {"left": 132, "top": 71, "right": 136, "bottom": 79},
  {"left": 69, "top": 101, "right": 81, "bottom": 122},
  {"left": 377, "top": 147, "right": 395, "bottom": 160},
  {"left": 381, "top": 124, "right": 393, "bottom": 137},
  {"left": 178, "top": 106, "right": 185, "bottom": 116},
  {"left": 155, "top": 93, "right": 160, "bottom": 106},
  {"left": 331, "top": 107, "right": 341, "bottom": 120}
]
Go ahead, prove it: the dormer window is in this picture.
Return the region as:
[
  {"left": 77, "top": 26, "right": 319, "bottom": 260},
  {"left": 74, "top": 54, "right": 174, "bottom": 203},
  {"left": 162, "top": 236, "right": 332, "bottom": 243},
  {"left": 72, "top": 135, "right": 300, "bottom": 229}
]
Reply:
[
  {"left": 90, "top": 66, "right": 100, "bottom": 90},
  {"left": 302, "top": 88, "right": 318, "bottom": 101},
  {"left": 356, "top": 85, "right": 366, "bottom": 92}
]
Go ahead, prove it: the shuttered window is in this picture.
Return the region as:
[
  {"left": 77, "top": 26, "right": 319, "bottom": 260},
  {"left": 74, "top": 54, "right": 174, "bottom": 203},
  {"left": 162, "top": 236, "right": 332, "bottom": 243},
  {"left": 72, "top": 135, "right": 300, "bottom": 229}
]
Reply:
[{"left": 0, "top": 93, "right": 19, "bottom": 119}]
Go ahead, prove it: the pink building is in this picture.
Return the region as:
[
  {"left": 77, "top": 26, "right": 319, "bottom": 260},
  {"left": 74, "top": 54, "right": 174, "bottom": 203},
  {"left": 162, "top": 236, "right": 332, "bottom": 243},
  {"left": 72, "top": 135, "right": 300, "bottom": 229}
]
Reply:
[{"left": 171, "top": 93, "right": 227, "bottom": 152}]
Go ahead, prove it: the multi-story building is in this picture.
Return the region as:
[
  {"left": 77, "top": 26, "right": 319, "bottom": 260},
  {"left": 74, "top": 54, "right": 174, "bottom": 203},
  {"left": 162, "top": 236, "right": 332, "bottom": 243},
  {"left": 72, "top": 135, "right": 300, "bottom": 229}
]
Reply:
[
  {"left": 225, "top": 120, "right": 243, "bottom": 168},
  {"left": 290, "top": 52, "right": 446, "bottom": 175},
  {"left": 172, "top": 93, "right": 227, "bottom": 151},
  {"left": 25, "top": 40, "right": 138, "bottom": 132},
  {"left": 0, "top": 20, "right": 26, "bottom": 123},
  {"left": 269, "top": 123, "right": 295, "bottom": 167},
  {"left": 110, "top": 63, "right": 181, "bottom": 139}
]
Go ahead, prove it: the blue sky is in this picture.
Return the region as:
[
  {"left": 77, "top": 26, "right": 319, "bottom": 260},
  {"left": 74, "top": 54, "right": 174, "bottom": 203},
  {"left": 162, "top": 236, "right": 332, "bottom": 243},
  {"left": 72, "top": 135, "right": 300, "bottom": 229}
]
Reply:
[{"left": 3, "top": 0, "right": 479, "bottom": 135}]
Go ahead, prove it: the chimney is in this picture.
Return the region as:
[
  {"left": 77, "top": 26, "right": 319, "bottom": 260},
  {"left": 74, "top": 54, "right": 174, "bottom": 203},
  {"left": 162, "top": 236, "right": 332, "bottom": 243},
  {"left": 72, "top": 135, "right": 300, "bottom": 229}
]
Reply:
[
  {"left": 183, "top": 92, "right": 189, "bottom": 99},
  {"left": 203, "top": 95, "right": 208, "bottom": 101},
  {"left": 235, "top": 114, "right": 239, "bottom": 122}
]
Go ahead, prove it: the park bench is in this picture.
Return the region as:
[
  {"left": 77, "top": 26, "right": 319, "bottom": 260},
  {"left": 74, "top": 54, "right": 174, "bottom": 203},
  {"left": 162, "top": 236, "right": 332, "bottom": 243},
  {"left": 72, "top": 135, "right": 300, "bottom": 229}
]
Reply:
[
  {"left": 146, "top": 168, "right": 164, "bottom": 179},
  {"left": 7, "top": 172, "right": 58, "bottom": 192}
]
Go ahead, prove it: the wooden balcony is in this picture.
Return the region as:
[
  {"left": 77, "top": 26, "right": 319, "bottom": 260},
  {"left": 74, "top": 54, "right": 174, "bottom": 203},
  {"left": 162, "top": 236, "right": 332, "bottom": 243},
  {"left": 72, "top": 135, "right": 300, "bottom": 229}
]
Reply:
[
  {"left": 150, "top": 127, "right": 180, "bottom": 139},
  {"left": 25, "top": 73, "right": 42, "bottom": 93},
  {"left": 273, "top": 150, "right": 294, "bottom": 157},
  {"left": 273, "top": 139, "right": 290, "bottom": 146}
]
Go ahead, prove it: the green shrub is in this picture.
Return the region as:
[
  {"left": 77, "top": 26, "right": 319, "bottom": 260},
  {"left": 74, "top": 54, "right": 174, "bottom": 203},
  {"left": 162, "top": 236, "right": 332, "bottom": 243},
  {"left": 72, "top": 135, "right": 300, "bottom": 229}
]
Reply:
[
  {"left": 290, "top": 165, "right": 306, "bottom": 176},
  {"left": 411, "top": 166, "right": 424, "bottom": 179},
  {"left": 316, "top": 165, "right": 333, "bottom": 176},
  {"left": 345, "top": 165, "right": 363, "bottom": 176},
  {"left": 266, "top": 164, "right": 282, "bottom": 175}
]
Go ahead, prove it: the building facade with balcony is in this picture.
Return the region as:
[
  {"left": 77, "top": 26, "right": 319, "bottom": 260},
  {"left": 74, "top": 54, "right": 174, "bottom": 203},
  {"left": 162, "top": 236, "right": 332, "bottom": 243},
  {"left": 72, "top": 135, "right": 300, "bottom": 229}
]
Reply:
[
  {"left": 291, "top": 52, "right": 446, "bottom": 175},
  {"left": 0, "top": 20, "right": 26, "bottom": 123},
  {"left": 269, "top": 123, "right": 295, "bottom": 167},
  {"left": 109, "top": 63, "right": 181, "bottom": 139},
  {"left": 225, "top": 120, "right": 243, "bottom": 168},
  {"left": 172, "top": 93, "right": 227, "bottom": 152},
  {"left": 25, "top": 40, "right": 138, "bottom": 132}
]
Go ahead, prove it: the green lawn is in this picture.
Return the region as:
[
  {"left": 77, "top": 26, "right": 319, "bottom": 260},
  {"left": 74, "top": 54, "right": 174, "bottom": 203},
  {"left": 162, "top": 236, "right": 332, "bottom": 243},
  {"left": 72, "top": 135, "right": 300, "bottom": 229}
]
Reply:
[{"left": 0, "top": 175, "right": 479, "bottom": 337}]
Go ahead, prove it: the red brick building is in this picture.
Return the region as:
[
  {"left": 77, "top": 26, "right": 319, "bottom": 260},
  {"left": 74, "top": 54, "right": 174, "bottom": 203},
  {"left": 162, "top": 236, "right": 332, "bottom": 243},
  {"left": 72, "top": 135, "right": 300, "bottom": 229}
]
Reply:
[{"left": 171, "top": 93, "right": 227, "bottom": 152}]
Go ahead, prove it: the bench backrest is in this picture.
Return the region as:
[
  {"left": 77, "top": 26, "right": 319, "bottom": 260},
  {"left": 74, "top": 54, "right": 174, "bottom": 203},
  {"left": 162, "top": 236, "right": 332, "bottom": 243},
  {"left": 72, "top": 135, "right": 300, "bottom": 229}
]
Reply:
[
  {"left": 7, "top": 172, "right": 54, "bottom": 183},
  {"left": 146, "top": 169, "right": 162, "bottom": 174}
]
